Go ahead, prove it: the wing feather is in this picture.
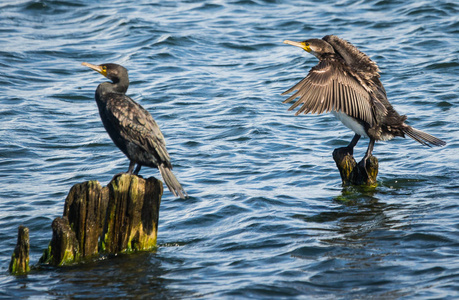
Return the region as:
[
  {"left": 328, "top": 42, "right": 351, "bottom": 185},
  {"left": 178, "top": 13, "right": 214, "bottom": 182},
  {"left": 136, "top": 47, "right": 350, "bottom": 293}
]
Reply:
[
  {"left": 333, "top": 79, "right": 340, "bottom": 113},
  {"left": 106, "top": 96, "right": 172, "bottom": 166},
  {"left": 282, "top": 58, "right": 376, "bottom": 126}
]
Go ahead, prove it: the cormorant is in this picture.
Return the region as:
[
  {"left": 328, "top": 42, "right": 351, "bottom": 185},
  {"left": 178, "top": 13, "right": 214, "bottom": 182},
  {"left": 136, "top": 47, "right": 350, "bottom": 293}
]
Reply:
[
  {"left": 82, "top": 62, "right": 187, "bottom": 199},
  {"left": 282, "top": 35, "right": 446, "bottom": 168}
]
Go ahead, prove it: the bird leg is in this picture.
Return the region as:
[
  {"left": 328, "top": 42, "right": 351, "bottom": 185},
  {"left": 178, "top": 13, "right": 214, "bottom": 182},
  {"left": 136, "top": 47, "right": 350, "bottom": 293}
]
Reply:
[
  {"left": 333, "top": 135, "right": 378, "bottom": 185},
  {"left": 332, "top": 134, "right": 361, "bottom": 166},
  {"left": 134, "top": 164, "right": 142, "bottom": 175},
  {"left": 346, "top": 134, "right": 361, "bottom": 155},
  {"left": 337, "top": 134, "right": 361, "bottom": 156},
  {"left": 362, "top": 138, "right": 375, "bottom": 171},
  {"left": 127, "top": 161, "right": 136, "bottom": 174}
]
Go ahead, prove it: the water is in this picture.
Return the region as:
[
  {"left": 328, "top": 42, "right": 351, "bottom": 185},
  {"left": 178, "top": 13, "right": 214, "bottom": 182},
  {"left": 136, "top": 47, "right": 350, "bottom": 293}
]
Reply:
[{"left": 1, "top": 0, "right": 458, "bottom": 298}]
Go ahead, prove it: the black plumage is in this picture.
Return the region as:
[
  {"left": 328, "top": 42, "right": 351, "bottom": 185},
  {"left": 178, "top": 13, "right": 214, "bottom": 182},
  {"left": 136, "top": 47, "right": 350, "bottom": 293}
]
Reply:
[
  {"left": 282, "top": 35, "right": 446, "bottom": 166},
  {"left": 82, "top": 62, "right": 187, "bottom": 199}
]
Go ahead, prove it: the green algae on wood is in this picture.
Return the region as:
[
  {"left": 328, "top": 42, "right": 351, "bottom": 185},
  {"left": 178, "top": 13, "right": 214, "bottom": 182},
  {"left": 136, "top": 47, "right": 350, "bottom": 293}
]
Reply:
[
  {"left": 333, "top": 147, "right": 378, "bottom": 186},
  {"left": 9, "top": 226, "right": 30, "bottom": 275},
  {"left": 101, "top": 174, "right": 162, "bottom": 254},
  {"left": 39, "top": 217, "right": 80, "bottom": 266},
  {"left": 38, "top": 174, "right": 162, "bottom": 267}
]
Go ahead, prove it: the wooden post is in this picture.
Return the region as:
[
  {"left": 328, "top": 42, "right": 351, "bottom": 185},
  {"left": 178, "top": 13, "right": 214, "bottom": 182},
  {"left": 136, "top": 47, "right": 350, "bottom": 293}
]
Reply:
[
  {"left": 100, "top": 174, "right": 162, "bottom": 254},
  {"left": 9, "top": 226, "right": 30, "bottom": 275},
  {"left": 333, "top": 147, "right": 378, "bottom": 186},
  {"left": 39, "top": 217, "right": 79, "bottom": 266},
  {"left": 38, "top": 174, "right": 162, "bottom": 267},
  {"left": 63, "top": 180, "right": 109, "bottom": 258}
]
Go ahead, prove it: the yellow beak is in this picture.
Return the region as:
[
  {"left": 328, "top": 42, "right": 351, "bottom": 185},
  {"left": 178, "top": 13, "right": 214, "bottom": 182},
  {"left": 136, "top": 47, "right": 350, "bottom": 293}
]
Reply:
[
  {"left": 82, "top": 62, "right": 107, "bottom": 77},
  {"left": 283, "top": 40, "right": 311, "bottom": 52}
]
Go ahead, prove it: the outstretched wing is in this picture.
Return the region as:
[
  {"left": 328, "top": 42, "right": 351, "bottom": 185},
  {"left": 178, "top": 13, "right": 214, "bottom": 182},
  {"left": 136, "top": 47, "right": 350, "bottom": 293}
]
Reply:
[
  {"left": 323, "top": 35, "right": 380, "bottom": 77},
  {"left": 282, "top": 58, "right": 376, "bottom": 126},
  {"left": 105, "top": 94, "right": 172, "bottom": 168}
]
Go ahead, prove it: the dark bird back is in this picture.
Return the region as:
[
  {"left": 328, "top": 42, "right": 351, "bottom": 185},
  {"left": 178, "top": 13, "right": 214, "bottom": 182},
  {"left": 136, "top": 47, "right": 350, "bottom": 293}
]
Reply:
[{"left": 82, "top": 62, "right": 187, "bottom": 199}]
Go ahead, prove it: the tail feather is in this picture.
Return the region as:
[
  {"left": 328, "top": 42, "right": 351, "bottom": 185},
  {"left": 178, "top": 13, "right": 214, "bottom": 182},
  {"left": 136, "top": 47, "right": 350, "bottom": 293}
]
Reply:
[
  {"left": 403, "top": 126, "right": 446, "bottom": 147},
  {"left": 158, "top": 164, "right": 188, "bottom": 199}
]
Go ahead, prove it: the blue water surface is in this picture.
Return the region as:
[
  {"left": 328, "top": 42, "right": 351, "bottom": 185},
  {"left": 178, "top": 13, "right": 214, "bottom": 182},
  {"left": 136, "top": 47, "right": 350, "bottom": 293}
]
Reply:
[{"left": 0, "top": 0, "right": 458, "bottom": 298}]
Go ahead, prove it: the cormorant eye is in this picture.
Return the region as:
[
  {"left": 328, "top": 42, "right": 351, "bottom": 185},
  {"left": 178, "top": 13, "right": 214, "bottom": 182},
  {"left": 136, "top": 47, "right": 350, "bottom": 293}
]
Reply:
[{"left": 102, "top": 66, "right": 107, "bottom": 71}]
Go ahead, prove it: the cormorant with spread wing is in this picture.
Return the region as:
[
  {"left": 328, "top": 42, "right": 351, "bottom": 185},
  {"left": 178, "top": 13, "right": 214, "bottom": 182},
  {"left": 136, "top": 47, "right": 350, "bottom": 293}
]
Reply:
[
  {"left": 282, "top": 35, "right": 445, "bottom": 167},
  {"left": 82, "top": 62, "right": 187, "bottom": 199}
]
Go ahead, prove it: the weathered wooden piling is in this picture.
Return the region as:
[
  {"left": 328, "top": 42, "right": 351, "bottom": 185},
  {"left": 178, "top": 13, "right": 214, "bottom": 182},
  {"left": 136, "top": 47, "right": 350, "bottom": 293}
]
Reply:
[
  {"left": 333, "top": 147, "right": 378, "bottom": 186},
  {"left": 100, "top": 174, "right": 162, "bottom": 254},
  {"left": 9, "top": 226, "right": 30, "bottom": 275},
  {"left": 37, "top": 173, "right": 162, "bottom": 267}
]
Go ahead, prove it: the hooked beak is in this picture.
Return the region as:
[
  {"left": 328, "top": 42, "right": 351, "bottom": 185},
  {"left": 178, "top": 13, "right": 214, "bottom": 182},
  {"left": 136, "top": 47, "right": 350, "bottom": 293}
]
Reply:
[
  {"left": 283, "top": 40, "right": 311, "bottom": 52},
  {"left": 82, "top": 62, "right": 107, "bottom": 77}
]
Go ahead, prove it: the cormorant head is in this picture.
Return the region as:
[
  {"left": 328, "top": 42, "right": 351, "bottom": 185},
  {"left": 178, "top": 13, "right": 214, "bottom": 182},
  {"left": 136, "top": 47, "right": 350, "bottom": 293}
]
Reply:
[
  {"left": 82, "top": 62, "right": 129, "bottom": 84},
  {"left": 284, "top": 39, "right": 335, "bottom": 59}
]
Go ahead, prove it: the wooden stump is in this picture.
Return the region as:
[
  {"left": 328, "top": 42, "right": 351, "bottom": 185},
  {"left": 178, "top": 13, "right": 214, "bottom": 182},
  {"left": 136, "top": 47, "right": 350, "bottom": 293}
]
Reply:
[
  {"left": 100, "top": 174, "right": 162, "bottom": 254},
  {"left": 38, "top": 174, "right": 162, "bottom": 267},
  {"left": 9, "top": 226, "right": 30, "bottom": 275},
  {"left": 63, "top": 180, "right": 109, "bottom": 258},
  {"left": 333, "top": 147, "right": 378, "bottom": 186},
  {"left": 39, "top": 217, "right": 80, "bottom": 266}
]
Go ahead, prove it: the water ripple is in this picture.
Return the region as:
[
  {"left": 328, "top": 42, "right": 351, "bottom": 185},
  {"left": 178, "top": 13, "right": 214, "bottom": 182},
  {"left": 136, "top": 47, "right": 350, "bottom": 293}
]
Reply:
[{"left": 0, "top": 0, "right": 458, "bottom": 298}]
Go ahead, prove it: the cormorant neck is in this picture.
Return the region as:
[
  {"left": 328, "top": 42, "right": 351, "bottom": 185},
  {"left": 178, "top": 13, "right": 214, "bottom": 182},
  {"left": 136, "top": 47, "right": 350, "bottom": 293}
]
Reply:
[
  {"left": 95, "top": 79, "right": 129, "bottom": 104},
  {"left": 96, "top": 78, "right": 129, "bottom": 95},
  {"left": 110, "top": 76, "right": 129, "bottom": 94}
]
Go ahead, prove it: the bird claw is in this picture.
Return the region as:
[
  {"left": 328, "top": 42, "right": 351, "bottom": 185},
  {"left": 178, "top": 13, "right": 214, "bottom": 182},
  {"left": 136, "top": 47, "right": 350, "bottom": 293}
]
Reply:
[{"left": 360, "top": 155, "right": 372, "bottom": 178}]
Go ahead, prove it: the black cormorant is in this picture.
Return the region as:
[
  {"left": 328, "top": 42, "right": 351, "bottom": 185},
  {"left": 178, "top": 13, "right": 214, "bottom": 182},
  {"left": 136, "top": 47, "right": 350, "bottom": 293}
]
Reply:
[
  {"left": 82, "top": 62, "right": 187, "bottom": 199},
  {"left": 282, "top": 35, "right": 446, "bottom": 167}
]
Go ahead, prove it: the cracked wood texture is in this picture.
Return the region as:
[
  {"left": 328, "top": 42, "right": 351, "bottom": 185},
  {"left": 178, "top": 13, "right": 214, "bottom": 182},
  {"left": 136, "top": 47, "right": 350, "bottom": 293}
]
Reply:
[
  {"left": 333, "top": 147, "right": 378, "bottom": 186},
  {"left": 37, "top": 174, "right": 162, "bottom": 267},
  {"left": 9, "top": 225, "right": 30, "bottom": 275}
]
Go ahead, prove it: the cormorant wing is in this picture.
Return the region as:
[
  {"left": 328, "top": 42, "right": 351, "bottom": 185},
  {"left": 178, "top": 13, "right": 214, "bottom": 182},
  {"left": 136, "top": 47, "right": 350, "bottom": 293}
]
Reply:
[
  {"left": 323, "top": 35, "right": 380, "bottom": 77},
  {"left": 106, "top": 96, "right": 172, "bottom": 167},
  {"left": 282, "top": 58, "right": 376, "bottom": 126}
]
